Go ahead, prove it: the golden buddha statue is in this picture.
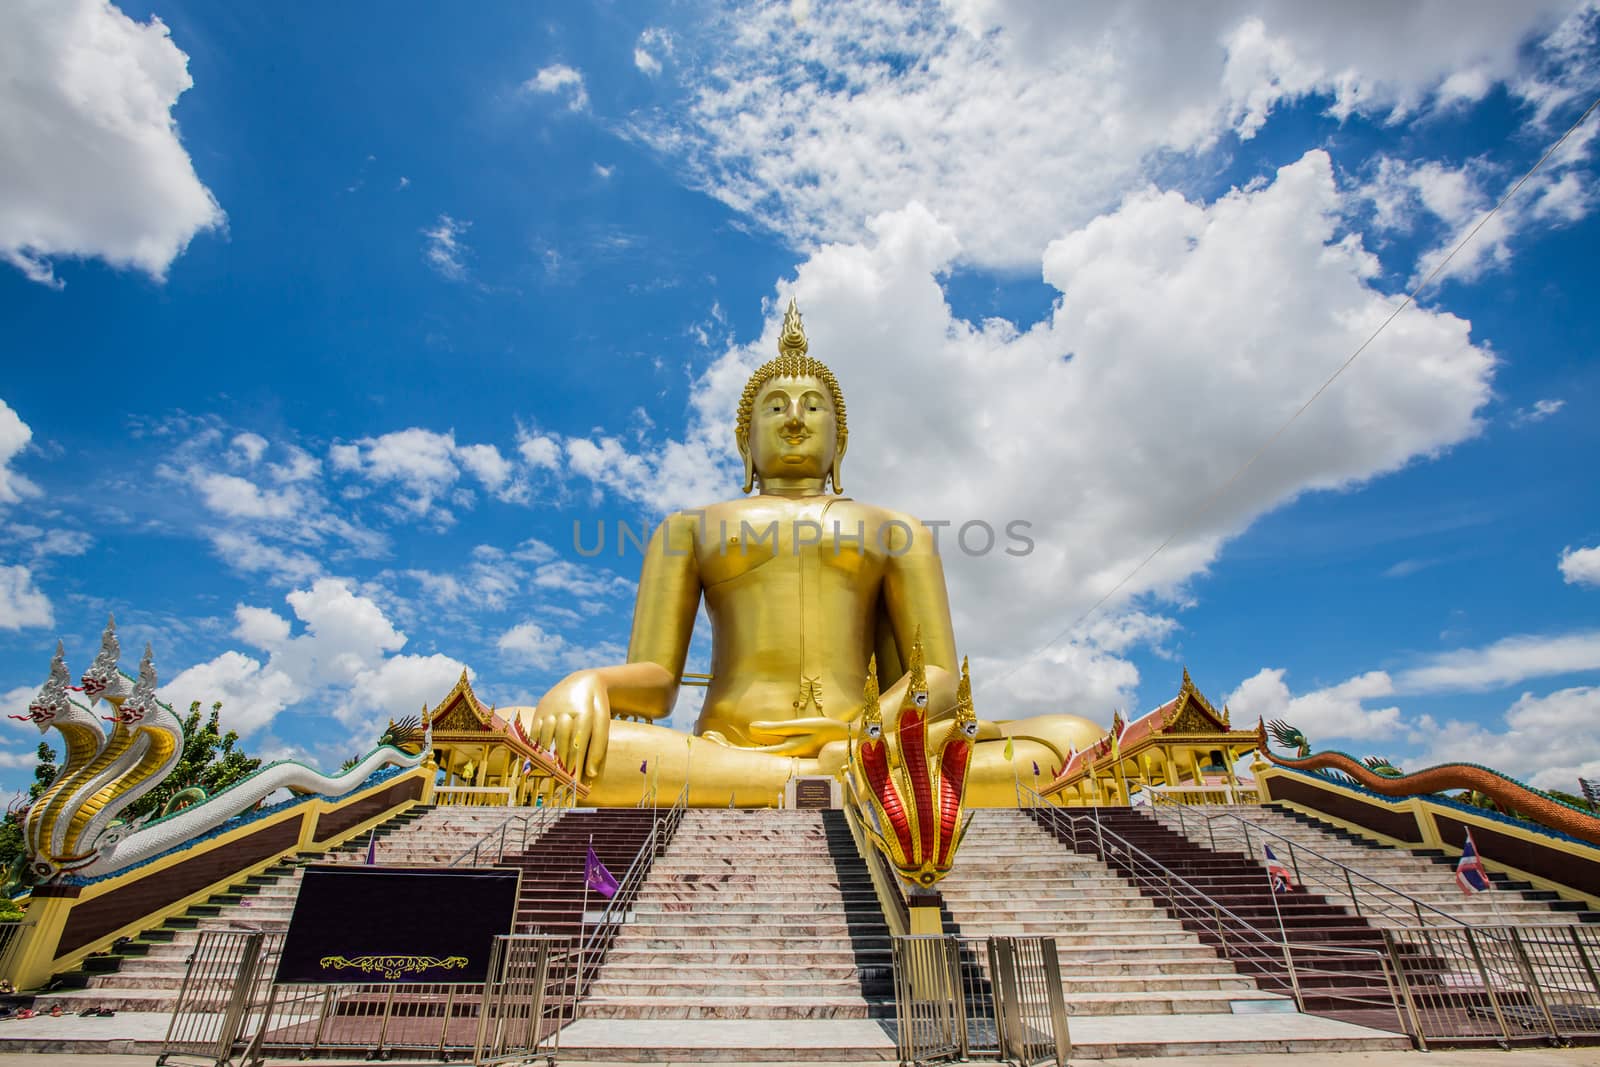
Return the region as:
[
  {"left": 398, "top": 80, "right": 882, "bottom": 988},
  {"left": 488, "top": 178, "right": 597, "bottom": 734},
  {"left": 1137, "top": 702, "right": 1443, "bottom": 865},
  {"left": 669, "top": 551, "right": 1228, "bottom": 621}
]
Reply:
[{"left": 515, "top": 300, "right": 1104, "bottom": 807}]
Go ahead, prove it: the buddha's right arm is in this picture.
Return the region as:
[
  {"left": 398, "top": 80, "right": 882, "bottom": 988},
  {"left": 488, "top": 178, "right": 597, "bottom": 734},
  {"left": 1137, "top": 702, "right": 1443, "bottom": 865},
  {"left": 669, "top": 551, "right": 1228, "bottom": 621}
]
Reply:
[{"left": 607, "top": 512, "right": 702, "bottom": 720}]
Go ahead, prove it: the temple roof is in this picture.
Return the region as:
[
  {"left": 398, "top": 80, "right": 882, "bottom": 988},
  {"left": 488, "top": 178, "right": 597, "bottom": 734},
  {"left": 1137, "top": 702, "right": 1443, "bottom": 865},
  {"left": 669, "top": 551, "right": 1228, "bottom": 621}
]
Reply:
[
  {"left": 1044, "top": 668, "right": 1254, "bottom": 789},
  {"left": 423, "top": 669, "right": 583, "bottom": 791}
]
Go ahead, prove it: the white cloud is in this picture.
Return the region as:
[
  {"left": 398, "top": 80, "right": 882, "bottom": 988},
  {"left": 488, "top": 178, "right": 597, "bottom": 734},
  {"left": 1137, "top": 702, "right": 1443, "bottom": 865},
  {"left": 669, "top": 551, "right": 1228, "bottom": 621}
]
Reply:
[
  {"left": 1359, "top": 122, "right": 1599, "bottom": 287},
  {"left": 1227, "top": 667, "right": 1402, "bottom": 741},
  {"left": 234, "top": 604, "right": 291, "bottom": 649},
  {"left": 6, "top": 525, "right": 91, "bottom": 560},
  {"left": 193, "top": 471, "right": 304, "bottom": 519},
  {"left": 162, "top": 650, "right": 299, "bottom": 738},
  {"left": 525, "top": 64, "right": 589, "bottom": 112},
  {"left": 1396, "top": 630, "right": 1600, "bottom": 693},
  {"left": 498, "top": 621, "right": 567, "bottom": 669},
  {"left": 0, "top": 400, "right": 40, "bottom": 507},
  {"left": 1512, "top": 397, "right": 1566, "bottom": 426},
  {"left": 593, "top": 163, "right": 615, "bottom": 180},
  {"left": 204, "top": 530, "right": 322, "bottom": 585},
  {"left": 1414, "top": 685, "right": 1600, "bottom": 791},
  {"left": 556, "top": 153, "right": 1493, "bottom": 714},
  {"left": 517, "top": 430, "right": 563, "bottom": 472},
  {"left": 162, "top": 577, "right": 466, "bottom": 737},
  {"left": 1560, "top": 546, "right": 1600, "bottom": 588},
  {"left": 0, "top": 564, "right": 53, "bottom": 630},
  {"left": 497, "top": 619, "right": 625, "bottom": 675},
  {"left": 634, "top": 27, "right": 674, "bottom": 76},
  {"left": 457, "top": 444, "right": 509, "bottom": 488},
  {"left": 0, "top": 0, "right": 224, "bottom": 285},
  {"left": 639, "top": 0, "right": 1580, "bottom": 268},
  {"left": 231, "top": 432, "right": 268, "bottom": 464},
  {"left": 332, "top": 428, "right": 531, "bottom": 516},
  {"left": 422, "top": 214, "right": 471, "bottom": 281},
  {"left": 529, "top": 560, "right": 633, "bottom": 600}
]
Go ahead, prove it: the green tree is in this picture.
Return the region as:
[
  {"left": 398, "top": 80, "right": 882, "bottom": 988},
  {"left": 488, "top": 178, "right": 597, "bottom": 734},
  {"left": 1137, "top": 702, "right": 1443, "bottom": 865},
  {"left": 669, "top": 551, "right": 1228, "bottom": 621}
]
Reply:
[
  {"left": 0, "top": 741, "right": 59, "bottom": 891},
  {"left": 122, "top": 702, "right": 262, "bottom": 821}
]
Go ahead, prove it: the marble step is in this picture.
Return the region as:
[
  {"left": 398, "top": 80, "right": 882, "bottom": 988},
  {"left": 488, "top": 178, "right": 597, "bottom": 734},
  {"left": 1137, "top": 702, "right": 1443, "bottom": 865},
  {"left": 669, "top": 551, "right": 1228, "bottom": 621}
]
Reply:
[{"left": 580, "top": 996, "right": 879, "bottom": 1020}]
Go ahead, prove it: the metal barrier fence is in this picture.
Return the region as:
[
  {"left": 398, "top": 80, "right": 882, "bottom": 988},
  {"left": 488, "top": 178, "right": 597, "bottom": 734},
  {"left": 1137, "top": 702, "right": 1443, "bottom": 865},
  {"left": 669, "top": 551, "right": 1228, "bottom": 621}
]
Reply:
[
  {"left": 476, "top": 934, "right": 574, "bottom": 1065},
  {"left": 158, "top": 928, "right": 282, "bottom": 1066},
  {"left": 1383, "top": 923, "right": 1600, "bottom": 1049},
  {"left": 893, "top": 935, "right": 1069, "bottom": 1067},
  {"left": 158, "top": 930, "right": 574, "bottom": 1065}
]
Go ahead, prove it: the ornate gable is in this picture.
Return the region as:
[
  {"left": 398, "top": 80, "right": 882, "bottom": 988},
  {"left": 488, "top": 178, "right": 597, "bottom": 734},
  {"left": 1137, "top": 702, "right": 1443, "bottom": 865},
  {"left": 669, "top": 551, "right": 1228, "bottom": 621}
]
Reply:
[
  {"left": 1159, "top": 668, "right": 1228, "bottom": 733},
  {"left": 426, "top": 670, "right": 490, "bottom": 733}
]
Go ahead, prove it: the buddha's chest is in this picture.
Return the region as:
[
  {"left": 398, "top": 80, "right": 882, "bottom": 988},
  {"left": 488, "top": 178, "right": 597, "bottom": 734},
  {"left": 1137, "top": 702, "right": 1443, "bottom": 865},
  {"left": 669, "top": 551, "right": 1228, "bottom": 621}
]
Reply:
[{"left": 694, "top": 502, "right": 891, "bottom": 589}]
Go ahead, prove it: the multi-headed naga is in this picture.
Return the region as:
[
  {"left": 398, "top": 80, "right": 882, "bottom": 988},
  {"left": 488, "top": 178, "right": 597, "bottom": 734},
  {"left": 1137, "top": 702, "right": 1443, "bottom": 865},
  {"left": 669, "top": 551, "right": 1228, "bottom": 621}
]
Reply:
[
  {"left": 848, "top": 631, "right": 977, "bottom": 888},
  {"left": 10, "top": 617, "right": 431, "bottom": 883}
]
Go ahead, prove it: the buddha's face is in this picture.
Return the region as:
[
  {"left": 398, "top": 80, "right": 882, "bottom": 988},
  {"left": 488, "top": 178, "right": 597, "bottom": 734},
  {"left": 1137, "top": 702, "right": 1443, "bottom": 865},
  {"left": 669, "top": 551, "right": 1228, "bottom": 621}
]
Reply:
[{"left": 748, "top": 374, "right": 838, "bottom": 482}]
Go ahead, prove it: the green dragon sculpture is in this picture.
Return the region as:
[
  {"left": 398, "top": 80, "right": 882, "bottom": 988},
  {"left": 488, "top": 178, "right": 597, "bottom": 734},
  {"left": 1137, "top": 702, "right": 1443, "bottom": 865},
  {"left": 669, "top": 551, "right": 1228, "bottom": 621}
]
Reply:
[{"left": 1260, "top": 718, "right": 1600, "bottom": 848}]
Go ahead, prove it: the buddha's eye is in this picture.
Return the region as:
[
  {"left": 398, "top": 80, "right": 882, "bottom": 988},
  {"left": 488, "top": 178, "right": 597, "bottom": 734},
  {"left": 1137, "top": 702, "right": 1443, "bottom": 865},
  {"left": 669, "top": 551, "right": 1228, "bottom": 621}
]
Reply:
[
  {"left": 865, "top": 722, "right": 882, "bottom": 739},
  {"left": 913, "top": 691, "right": 928, "bottom": 708},
  {"left": 962, "top": 720, "right": 979, "bottom": 738}
]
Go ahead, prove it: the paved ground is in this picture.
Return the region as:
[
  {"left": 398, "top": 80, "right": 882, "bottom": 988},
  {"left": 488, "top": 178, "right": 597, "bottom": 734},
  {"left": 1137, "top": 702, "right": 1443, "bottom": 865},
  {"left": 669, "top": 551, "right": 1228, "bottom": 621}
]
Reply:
[
  {"left": 0, "top": 1011, "right": 1590, "bottom": 1065},
  {"left": 6, "top": 1052, "right": 1600, "bottom": 1067}
]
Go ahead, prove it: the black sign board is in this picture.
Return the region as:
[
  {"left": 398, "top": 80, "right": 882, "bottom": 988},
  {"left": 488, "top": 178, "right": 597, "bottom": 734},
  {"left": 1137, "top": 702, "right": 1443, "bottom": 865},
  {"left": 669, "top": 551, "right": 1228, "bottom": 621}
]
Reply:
[
  {"left": 275, "top": 865, "right": 520, "bottom": 985},
  {"left": 794, "top": 778, "right": 834, "bottom": 809}
]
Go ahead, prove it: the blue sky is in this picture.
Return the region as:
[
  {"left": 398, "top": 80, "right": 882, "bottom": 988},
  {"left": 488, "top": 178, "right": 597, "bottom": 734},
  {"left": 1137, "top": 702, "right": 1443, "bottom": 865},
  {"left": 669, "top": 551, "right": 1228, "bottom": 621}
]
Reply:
[{"left": 2, "top": 0, "right": 1598, "bottom": 794}]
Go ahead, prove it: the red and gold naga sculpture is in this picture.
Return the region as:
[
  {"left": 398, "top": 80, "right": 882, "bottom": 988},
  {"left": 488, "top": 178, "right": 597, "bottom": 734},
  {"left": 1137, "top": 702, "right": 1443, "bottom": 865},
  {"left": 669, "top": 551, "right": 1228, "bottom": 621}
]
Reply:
[
  {"left": 848, "top": 631, "right": 977, "bottom": 888},
  {"left": 1259, "top": 718, "right": 1600, "bottom": 848}
]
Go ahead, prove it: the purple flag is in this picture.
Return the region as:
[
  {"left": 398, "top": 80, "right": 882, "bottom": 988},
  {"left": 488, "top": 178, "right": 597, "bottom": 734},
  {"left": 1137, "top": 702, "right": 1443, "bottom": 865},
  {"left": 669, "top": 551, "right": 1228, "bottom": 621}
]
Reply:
[
  {"left": 585, "top": 844, "right": 619, "bottom": 898},
  {"left": 364, "top": 829, "right": 377, "bottom": 866},
  {"left": 639, "top": 759, "right": 648, "bottom": 774}
]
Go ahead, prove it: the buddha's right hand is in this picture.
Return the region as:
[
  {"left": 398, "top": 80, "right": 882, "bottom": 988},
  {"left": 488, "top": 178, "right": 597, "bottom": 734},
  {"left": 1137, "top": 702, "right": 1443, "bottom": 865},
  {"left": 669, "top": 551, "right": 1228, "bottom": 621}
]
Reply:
[{"left": 528, "top": 670, "right": 611, "bottom": 781}]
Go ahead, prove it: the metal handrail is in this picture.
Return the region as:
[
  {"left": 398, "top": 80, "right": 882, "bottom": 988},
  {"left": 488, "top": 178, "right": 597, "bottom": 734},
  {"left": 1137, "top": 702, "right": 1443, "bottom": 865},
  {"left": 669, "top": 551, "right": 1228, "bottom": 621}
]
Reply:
[
  {"left": 1018, "top": 787, "right": 1405, "bottom": 1024},
  {"left": 1158, "top": 806, "right": 1568, "bottom": 927},
  {"left": 1154, "top": 803, "right": 1476, "bottom": 930},
  {"left": 573, "top": 784, "right": 688, "bottom": 997},
  {"left": 446, "top": 782, "right": 575, "bottom": 868}
]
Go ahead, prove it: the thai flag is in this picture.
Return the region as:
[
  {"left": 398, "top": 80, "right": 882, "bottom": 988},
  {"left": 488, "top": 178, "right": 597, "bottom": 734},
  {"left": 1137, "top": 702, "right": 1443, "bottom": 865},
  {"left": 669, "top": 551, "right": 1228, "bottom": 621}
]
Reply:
[
  {"left": 1264, "top": 844, "right": 1294, "bottom": 892},
  {"left": 521, "top": 757, "right": 533, "bottom": 776},
  {"left": 584, "top": 843, "right": 619, "bottom": 899},
  {"left": 1456, "top": 830, "right": 1491, "bottom": 894}
]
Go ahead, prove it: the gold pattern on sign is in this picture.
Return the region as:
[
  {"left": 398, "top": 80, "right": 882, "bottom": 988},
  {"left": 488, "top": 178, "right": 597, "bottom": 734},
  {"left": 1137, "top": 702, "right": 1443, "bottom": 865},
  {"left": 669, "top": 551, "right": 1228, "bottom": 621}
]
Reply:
[{"left": 319, "top": 955, "right": 469, "bottom": 980}]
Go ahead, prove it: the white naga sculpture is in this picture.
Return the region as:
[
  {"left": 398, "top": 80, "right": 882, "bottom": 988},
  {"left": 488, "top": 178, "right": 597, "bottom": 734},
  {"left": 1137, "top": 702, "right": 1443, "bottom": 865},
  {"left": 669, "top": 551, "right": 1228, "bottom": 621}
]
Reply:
[{"left": 10, "top": 618, "right": 430, "bottom": 883}]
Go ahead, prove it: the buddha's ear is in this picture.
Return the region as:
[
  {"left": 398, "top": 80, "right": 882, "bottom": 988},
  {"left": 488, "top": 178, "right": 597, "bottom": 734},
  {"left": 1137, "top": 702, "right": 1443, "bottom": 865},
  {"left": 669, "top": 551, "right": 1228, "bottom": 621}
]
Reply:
[
  {"left": 830, "top": 434, "right": 847, "bottom": 493},
  {"left": 738, "top": 435, "right": 755, "bottom": 493}
]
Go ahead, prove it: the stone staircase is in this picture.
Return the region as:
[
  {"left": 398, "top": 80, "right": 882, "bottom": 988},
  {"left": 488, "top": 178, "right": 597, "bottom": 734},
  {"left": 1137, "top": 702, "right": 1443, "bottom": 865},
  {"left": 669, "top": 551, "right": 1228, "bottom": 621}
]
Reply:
[
  {"left": 1163, "top": 801, "right": 1596, "bottom": 926},
  {"left": 1039, "top": 807, "right": 1413, "bottom": 1023},
  {"left": 580, "top": 810, "right": 893, "bottom": 1024},
  {"left": 943, "top": 809, "right": 1284, "bottom": 1016},
  {"left": 37, "top": 803, "right": 525, "bottom": 1012}
]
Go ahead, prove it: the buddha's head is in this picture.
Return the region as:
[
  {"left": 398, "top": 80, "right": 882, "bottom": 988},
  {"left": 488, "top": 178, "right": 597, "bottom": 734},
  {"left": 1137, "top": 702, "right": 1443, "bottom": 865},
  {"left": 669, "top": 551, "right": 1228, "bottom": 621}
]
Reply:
[{"left": 735, "top": 299, "right": 848, "bottom": 493}]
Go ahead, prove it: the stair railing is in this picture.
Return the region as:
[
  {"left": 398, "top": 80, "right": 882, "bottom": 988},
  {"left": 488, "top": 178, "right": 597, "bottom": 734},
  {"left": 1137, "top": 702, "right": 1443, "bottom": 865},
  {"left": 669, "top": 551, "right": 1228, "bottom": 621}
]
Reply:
[
  {"left": 1153, "top": 804, "right": 1476, "bottom": 931},
  {"left": 1018, "top": 786, "right": 1406, "bottom": 1027},
  {"left": 572, "top": 785, "right": 688, "bottom": 1005},
  {"left": 446, "top": 792, "right": 570, "bottom": 869}
]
